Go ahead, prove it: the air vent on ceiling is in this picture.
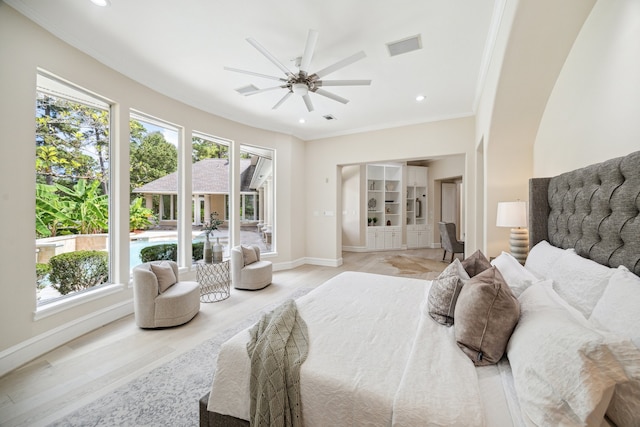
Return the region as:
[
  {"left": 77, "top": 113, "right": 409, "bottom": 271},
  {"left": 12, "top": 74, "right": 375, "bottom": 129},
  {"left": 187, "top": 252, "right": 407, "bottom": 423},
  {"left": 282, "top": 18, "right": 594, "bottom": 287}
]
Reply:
[
  {"left": 323, "top": 114, "right": 337, "bottom": 121},
  {"left": 235, "top": 84, "right": 259, "bottom": 95},
  {"left": 386, "top": 34, "right": 422, "bottom": 57}
]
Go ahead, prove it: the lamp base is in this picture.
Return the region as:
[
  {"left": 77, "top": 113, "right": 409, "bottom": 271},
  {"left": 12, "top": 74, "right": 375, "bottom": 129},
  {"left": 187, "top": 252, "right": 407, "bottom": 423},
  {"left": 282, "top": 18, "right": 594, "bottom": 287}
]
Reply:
[{"left": 510, "top": 228, "right": 529, "bottom": 265}]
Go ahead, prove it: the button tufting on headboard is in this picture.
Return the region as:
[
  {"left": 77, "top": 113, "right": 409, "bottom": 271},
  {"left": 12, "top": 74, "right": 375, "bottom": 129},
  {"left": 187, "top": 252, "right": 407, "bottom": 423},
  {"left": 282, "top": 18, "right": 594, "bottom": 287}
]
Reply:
[{"left": 530, "top": 150, "right": 640, "bottom": 276}]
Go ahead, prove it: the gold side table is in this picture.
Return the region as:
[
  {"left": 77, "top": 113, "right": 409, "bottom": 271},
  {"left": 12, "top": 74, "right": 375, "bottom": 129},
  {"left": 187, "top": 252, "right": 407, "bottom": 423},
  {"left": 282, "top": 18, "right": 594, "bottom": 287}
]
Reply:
[{"left": 196, "top": 260, "right": 230, "bottom": 302}]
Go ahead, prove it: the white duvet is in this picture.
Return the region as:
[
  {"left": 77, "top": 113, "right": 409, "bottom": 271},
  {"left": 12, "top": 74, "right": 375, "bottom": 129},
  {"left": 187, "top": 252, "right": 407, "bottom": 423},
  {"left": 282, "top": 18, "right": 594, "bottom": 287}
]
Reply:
[{"left": 208, "top": 271, "right": 487, "bottom": 426}]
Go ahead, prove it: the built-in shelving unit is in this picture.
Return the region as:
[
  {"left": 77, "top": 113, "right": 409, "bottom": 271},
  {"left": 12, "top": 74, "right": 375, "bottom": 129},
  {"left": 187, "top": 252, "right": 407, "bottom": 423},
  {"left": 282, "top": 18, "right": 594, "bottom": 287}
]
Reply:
[
  {"left": 406, "top": 165, "right": 429, "bottom": 249},
  {"left": 366, "top": 163, "right": 402, "bottom": 250}
]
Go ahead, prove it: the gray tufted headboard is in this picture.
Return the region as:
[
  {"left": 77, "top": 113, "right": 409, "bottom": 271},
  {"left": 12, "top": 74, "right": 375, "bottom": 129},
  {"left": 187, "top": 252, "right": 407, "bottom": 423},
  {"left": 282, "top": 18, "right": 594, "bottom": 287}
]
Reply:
[{"left": 529, "top": 150, "right": 640, "bottom": 276}]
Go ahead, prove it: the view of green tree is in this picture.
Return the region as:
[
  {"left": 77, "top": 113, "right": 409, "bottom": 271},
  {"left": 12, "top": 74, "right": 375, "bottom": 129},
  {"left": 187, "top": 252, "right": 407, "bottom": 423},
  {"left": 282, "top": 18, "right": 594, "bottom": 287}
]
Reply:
[
  {"left": 129, "top": 130, "right": 178, "bottom": 195},
  {"left": 192, "top": 136, "right": 228, "bottom": 162},
  {"left": 35, "top": 93, "right": 109, "bottom": 189}
]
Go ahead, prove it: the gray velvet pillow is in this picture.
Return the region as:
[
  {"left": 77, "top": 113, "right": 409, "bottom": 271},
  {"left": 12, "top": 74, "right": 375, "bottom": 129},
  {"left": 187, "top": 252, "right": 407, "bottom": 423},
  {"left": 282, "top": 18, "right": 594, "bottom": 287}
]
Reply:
[
  {"left": 454, "top": 266, "right": 520, "bottom": 365},
  {"left": 427, "top": 259, "right": 470, "bottom": 326},
  {"left": 461, "top": 250, "right": 492, "bottom": 278},
  {"left": 150, "top": 261, "right": 176, "bottom": 293}
]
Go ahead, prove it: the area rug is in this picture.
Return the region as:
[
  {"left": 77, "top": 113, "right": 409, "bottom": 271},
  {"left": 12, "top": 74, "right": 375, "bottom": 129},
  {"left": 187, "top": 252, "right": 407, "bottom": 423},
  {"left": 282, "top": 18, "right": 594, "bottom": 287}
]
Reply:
[
  {"left": 48, "top": 287, "right": 313, "bottom": 427},
  {"left": 384, "top": 254, "right": 447, "bottom": 280}
]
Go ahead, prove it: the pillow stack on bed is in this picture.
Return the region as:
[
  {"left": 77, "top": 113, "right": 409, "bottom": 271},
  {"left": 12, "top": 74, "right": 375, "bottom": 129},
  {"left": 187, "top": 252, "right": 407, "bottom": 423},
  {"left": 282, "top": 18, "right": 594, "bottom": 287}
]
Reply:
[
  {"left": 507, "top": 240, "right": 640, "bottom": 427},
  {"left": 428, "top": 240, "right": 640, "bottom": 426},
  {"left": 427, "top": 250, "right": 520, "bottom": 366}
]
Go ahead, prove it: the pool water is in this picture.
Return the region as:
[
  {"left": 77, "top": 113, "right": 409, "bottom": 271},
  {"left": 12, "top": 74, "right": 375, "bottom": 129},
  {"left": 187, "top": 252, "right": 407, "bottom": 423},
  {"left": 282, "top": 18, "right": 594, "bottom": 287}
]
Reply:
[{"left": 129, "top": 240, "right": 179, "bottom": 271}]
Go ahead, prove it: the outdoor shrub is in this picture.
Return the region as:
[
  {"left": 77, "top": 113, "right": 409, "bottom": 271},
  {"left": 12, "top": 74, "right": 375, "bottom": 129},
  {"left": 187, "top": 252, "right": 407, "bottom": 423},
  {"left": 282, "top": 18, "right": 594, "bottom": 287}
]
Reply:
[
  {"left": 49, "top": 251, "right": 108, "bottom": 295},
  {"left": 129, "top": 197, "right": 156, "bottom": 231},
  {"left": 140, "top": 243, "right": 177, "bottom": 263},
  {"left": 36, "top": 263, "right": 51, "bottom": 290},
  {"left": 139, "top": 242, "right": 205, "bottom": 263},
  {"left": 192, "top": 242, "right": 204, "bottom": 261}
]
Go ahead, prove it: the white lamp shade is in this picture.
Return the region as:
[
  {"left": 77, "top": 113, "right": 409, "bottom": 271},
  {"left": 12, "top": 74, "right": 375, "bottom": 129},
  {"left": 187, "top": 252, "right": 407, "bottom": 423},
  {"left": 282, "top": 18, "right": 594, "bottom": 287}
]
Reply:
[{"left": 496, "top": 201, "right": 528, "bottom": 228}]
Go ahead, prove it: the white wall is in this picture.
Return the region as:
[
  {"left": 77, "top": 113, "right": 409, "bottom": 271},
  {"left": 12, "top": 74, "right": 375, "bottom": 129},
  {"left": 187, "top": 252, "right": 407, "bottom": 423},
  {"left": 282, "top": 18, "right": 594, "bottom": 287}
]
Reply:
[
  {"left": 305, "top": 117, "right": 476, "bottom": 264},
  {"left": 474, "top": 0, "right": 596, "bottom": 257},
  {"left": 0, "top": 4, "right": 306, "bottom": 374},
  {"left": 534, "top": 0, "right": 640, "bottom": 176}
]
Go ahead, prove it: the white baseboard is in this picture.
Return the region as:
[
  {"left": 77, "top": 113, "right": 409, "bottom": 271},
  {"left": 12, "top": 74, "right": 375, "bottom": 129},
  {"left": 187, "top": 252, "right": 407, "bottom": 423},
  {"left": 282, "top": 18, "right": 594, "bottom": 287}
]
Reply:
[
  {"left": 303, "top": 256, "right": 343, "bottom": 267},
  {"left": 341, "top": 245, "right": 368, "bottom": 252},
  {"left": 272, "top": 257, "right": 306, "bottom": 271},
  {"left": 0, "top": 300, "right": 133, "bottom": 377}
]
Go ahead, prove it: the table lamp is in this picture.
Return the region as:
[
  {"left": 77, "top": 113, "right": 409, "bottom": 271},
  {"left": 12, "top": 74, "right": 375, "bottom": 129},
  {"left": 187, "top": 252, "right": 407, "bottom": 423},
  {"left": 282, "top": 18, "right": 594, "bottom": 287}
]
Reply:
[{"left": 496, "top": 201, "right": 529, "bottom": 264}]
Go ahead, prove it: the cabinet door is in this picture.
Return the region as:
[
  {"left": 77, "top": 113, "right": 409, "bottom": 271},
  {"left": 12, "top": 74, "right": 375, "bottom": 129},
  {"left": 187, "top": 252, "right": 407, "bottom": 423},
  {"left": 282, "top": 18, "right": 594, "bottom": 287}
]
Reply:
[
  {"left": 417, "top": 231, "right": 429, "bottom": 247},
  {"left": 407, "top": 231, "right": 418, "bottom": 248},
  {"left": 385, "top": 229, "right": 401, "bottom": 249}
]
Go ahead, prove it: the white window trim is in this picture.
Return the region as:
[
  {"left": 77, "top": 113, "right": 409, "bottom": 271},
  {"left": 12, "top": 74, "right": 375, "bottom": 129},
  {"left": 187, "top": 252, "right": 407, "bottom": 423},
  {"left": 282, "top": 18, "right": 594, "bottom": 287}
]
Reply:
[{"left": 34, "top": 283, "right": 125, "bottom": 321}]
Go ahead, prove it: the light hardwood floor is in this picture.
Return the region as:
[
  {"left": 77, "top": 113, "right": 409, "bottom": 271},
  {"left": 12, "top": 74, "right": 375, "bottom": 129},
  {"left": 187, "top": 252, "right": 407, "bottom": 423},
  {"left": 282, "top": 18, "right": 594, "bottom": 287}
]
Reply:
[{"left": 0, "top": 249, "right": 447, "bottom": 427}]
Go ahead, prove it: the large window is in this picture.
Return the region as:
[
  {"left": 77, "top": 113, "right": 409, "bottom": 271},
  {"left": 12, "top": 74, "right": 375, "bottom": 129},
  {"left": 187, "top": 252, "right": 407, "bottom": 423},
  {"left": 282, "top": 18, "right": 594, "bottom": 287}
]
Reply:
[
  {"left": 192, "top": 133, "right": 230, "bottom": 259},
  {"left": 35, "top": 72, "right": 111, "bottom": 305},
  {"left": 239, "top": 144, "right": 274, "bottom": 252},
  {"left": 129, "top": 113, "right": 179, "bottom": 271}
]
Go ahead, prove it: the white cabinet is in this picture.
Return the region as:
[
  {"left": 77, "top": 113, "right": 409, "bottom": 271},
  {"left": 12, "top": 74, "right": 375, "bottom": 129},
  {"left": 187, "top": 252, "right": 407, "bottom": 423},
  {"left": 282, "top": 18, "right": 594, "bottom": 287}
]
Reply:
[
  {"left": 407, "top": 225, "right": 429, "bottom": 249},
  {"left": 367, "top": 228, "right": 386, "bottom": 250},
  {"left": 366, "top": 163, "right": 402, "bottom": 250},
  {"left": 406, "top": 166, "right": 429, "bottom": 248},
  {"left": 385, "top": 227, "right": 402, "bottom": 249},
  {"left": 407, "top": 165, "right": 428, "bottom": 187}
]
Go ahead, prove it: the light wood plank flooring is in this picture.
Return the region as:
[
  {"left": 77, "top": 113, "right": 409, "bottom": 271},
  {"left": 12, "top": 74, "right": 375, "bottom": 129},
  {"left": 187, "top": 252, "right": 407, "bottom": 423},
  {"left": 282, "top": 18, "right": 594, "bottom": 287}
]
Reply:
[{"left": 0, "top": 249, "right": 447, "bottom": 427}]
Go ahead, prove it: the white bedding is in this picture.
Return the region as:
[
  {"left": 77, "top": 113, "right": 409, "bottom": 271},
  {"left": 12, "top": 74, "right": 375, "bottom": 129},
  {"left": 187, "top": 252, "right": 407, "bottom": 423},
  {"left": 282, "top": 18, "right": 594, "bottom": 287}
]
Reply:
[{"left": 208, "top": 271, "right": 521, "bottom": 426}]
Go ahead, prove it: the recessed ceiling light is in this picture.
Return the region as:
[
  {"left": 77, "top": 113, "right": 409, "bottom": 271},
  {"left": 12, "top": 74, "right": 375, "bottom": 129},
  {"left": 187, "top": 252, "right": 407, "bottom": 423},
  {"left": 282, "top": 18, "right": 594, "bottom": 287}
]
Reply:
[
  {"left": 90, "top": 0, "right": 111, "bottom": 7},
  {"left": 415, "top": 95, "right": 425, "bottom": 102},
  {"left": 298, "top": 118, "right": 306, "bottom": 124}
]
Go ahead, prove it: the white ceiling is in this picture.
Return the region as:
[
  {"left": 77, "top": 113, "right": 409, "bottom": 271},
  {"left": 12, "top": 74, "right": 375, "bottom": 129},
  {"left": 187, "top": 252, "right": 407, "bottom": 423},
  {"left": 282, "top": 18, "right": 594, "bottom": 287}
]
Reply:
[{"left": 7, "top": 0, "right": 499, "bottom": 141}]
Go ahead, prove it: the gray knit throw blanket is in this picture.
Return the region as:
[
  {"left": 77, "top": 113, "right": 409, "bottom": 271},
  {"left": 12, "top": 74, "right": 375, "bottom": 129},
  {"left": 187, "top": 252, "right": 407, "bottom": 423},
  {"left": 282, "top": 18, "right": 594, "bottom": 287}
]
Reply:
[{"left": 247, "top": 299, "right": 309, "bottom": 427}]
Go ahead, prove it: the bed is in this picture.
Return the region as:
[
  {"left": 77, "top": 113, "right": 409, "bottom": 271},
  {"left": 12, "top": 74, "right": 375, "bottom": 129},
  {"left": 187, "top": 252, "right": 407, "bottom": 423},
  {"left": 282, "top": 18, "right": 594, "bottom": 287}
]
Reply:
[{"left": 200, "top": 150, "right": 640, "bottom": 427}]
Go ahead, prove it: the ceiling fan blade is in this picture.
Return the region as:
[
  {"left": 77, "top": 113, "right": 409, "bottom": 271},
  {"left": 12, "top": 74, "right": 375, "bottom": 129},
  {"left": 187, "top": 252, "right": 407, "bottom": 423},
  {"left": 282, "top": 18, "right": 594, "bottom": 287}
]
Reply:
[
  {"left": 312, "top": 51, "right": 367, "bottom": 79},
  {"left": 223, "top": 66, "right": 286, "bottom": 82},
  {"left": 302, "top": 93, "right": 314, "bottom": 112},
  {"left": 246, "top": 37, "right": 294, "bottom": 78},
  {"left": 272, "top": 91, "right": 292, "bottom": 110},
  {"left": 298, "top": 29, "right": 319, "bottom": 74},
  {"left": 316, "top": 79, "right": 372, "bottom": 87},
  {"left": 314, "top": 88, "right": 349, "bottom": 104},
  {"left": 244, "top": 85, "right": 287, "bottom": 96}
]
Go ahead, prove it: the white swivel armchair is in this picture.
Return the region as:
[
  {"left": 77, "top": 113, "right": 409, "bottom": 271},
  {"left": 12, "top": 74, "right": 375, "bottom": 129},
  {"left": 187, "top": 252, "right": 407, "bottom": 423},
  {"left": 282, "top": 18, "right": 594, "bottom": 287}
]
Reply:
[
  {"left": 132, "top": 260, "right": 200, "bottom": 328},
  {"left": 230, "top": 245, "right": 272, "bottom": 290}
]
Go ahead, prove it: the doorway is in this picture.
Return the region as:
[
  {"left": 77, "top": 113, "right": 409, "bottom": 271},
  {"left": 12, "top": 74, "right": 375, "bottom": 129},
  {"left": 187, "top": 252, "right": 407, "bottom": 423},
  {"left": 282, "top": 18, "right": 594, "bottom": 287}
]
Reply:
[{"left": 440, "top": 179, "right": 463, "bottom": 241}]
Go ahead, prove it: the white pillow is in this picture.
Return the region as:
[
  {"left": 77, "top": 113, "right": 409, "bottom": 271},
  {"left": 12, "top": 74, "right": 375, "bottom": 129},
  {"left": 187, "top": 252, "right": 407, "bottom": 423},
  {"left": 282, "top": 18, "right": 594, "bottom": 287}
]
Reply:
[
  {"left": 150, "top": 261, "right": 176, "bottom": 293},
  {"left": 507, "top": 283, "right": 630, "bottom": 426},
  {"left": 590, "top": 266, "right": 640, "bottom": 349},
  {"left": 491, "top": 251, "right": 539, "bottom": 297},
  {"left": 549, "top": 249, "right": 615, "bottom": 318},
  {"left": 524, "top": 240, "right": 565, "bottom": 279}
]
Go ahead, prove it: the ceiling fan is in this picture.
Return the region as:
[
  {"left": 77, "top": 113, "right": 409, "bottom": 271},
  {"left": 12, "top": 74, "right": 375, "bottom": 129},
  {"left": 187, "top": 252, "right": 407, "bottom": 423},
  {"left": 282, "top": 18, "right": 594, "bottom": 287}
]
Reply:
[{"left": 225, "top": 29, "right": 371, "bottom": 112}]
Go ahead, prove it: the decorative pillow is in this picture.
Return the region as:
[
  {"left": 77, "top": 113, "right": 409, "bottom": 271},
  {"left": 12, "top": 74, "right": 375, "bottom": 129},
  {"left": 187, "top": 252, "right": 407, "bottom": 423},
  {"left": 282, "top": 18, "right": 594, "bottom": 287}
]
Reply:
[
  {"left": 460, "top": 250, "right": 491, "bottom": 278},
  {"left": 524, "top": 240, "right": 565, "bottom": 279},
  {"left": 454, "top": 267, "right": 520, "bottom": 366},
  {"left": 427, "top": 259, "right": 470, "bottom": 326},
  {"left": 241, "top": 245, "right": 258, "bottom": 266},
  {"left": 507, "top": 284, "right": 635, "bottom": 426},
  {"left": 590, "top": 265, "right": 640, "bottom": 349},
  {"left": 548, "top": 249, "right": 615, "bottom": 318},
  {"left": 491, "top": 251, "right": 539, "bottom": 297},
  {"left": 150, "top": 261, "right": 176, "bottom": 293}
]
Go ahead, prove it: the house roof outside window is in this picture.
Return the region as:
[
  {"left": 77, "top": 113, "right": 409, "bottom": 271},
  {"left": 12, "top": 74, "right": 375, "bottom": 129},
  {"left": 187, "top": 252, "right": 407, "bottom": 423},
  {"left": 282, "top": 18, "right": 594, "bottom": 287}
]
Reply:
[{"left": 133, "top": 158, "right": 256, "bottom": 195}]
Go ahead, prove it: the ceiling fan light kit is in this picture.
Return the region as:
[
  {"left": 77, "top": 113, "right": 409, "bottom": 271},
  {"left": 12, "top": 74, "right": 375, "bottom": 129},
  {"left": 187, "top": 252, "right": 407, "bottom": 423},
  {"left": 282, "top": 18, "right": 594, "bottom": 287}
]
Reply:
[{"left": 225, "top": 29, "right": 371, "bottom": 113}]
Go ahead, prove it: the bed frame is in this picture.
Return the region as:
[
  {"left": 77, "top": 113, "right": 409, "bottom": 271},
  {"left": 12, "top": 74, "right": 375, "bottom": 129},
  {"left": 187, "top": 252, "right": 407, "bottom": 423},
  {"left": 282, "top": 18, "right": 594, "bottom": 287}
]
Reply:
[
  {"left": 200, "top": 150, "right": 640, "bottom": 426},
  {"left": 529, "top": 150, "right": 640, "bottom": 276}
]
